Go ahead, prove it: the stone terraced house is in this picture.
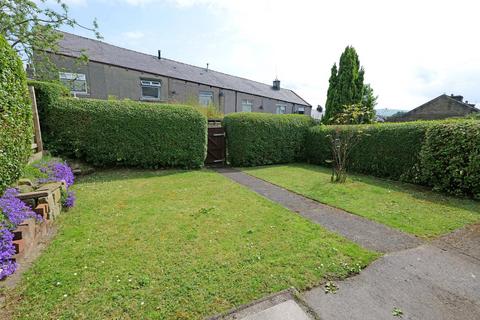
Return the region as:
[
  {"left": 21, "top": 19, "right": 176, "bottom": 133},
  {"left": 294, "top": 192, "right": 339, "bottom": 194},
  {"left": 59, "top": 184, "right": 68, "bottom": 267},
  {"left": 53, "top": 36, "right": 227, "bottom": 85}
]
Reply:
[
  {"left": 33, "top": 31, "right": 311, "bottom": 116},
  {"left": 388, "top": 94, "right": 479, "bottom": 122}
]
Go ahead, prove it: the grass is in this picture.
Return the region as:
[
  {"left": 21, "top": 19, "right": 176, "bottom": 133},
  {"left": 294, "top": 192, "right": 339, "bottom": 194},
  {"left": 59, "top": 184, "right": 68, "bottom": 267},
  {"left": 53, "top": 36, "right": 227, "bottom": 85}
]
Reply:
[
  {"left": 243, "top": 164, "right": 480, "bottom": 238},
  {"left": 7, "top": 169, "right": 376, "bottom": 319}
]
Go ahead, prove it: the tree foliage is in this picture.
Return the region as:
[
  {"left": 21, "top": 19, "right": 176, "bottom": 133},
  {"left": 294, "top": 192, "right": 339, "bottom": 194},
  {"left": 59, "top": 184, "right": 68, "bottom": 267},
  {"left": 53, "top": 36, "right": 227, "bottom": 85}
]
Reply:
[
  {"left": 324, "top": 46, "right": 364, "bottom": 123},
  {"left": 0, "top": 0, "right": 100, "bottom": 70},
  {"left": 324, "top": 46, "right": 377, "bottom": 124},
  {"left": 330, "top": 103, "right": 375, "bottom": 125},
  {"left": 361, "top": 83, "right": 377, "bottom": 121}
]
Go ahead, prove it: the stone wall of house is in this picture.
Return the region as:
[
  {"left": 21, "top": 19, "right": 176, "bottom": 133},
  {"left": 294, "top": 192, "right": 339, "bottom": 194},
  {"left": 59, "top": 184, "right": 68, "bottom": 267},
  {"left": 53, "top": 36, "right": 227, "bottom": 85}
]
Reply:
[
  {"left": 388, "top": 95, "right": 478, "bottom": 122},
  {"left": 38, "top": 54, "right": 311, "bottom": 116}
]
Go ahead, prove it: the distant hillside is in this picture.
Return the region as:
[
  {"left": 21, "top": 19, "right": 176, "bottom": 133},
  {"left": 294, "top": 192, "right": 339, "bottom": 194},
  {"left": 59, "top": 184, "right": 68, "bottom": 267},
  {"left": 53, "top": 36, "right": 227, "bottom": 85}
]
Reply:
[{"left": 375, "top": 108, "right": 407, "bottom": 117}]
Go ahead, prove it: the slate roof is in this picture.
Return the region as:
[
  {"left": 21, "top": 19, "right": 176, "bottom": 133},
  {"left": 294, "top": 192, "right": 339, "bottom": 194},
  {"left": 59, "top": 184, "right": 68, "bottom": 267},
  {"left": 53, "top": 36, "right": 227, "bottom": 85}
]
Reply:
[
  {"left": 403, "top": 94, "right": 479, "bottom": 116},
  {"left": 53, "top": 32, "right": 311, "bottom": 106}
]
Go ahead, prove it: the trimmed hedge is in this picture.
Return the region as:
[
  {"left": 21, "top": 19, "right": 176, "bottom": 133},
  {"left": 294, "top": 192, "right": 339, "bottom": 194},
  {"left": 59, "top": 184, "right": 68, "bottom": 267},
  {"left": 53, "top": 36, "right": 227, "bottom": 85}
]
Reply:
[
  {"left": 45, "top": 98, "right": 207, "bottom": 168},
  {"left": 27, "top": 80, "right": 69, "bottom": 144},
  {"left": 0, "top": 36, "right": 33, "bottom": 193},
  {"left": 306, "top": 122, "right": 433, "bottom": 180},
  {"left": 419, "top": 121, "right": 480, "bottom": 198},
  {"left": 224, "top": 113, "right": 314, "bottom": 166}
]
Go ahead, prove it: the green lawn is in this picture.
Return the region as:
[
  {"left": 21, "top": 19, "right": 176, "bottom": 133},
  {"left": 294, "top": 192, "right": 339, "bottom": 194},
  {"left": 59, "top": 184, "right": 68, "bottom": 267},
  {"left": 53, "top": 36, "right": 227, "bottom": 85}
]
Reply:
[
  {"left": 243, "top": 164, "right": 480, "bottom": 238},
  {"left": 8, "top": 169, "right": 376, "bottom": 319}
]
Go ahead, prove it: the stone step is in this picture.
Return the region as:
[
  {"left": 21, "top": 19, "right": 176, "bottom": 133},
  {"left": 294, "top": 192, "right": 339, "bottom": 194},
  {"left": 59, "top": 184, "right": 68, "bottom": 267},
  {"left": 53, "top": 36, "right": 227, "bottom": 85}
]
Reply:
[{"left": 207, "top": 289, "right": 316, "bottom": 320}]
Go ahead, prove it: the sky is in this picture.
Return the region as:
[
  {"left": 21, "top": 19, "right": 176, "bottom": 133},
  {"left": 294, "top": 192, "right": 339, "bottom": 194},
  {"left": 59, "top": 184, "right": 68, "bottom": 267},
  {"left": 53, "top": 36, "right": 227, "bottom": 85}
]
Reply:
[{"left": 52, "top": 0, "right": 480, "bottom": 111}]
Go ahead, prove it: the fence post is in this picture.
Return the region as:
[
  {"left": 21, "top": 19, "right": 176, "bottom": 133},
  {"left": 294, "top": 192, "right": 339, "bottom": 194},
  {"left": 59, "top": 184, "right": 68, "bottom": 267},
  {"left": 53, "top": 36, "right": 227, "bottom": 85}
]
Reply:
[{"left": 29, "top": 86, "right": 43, "bottom": 153}]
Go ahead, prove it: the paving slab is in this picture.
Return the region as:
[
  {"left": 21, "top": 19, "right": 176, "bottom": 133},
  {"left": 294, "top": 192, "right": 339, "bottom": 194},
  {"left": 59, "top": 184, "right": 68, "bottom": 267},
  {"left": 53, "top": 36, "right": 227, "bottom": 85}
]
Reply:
[
  {"left": 207, "top": 289, "right": 316, "bottom": 320},
  {"left": 216, "top": 168, "right": 421, "bottom": 253},
  {"left": 435, "top": 223, "right": 480, "bottom": 261},
  {"left": 303, "top": 243, "right": 480, "bottom": 320},
  {"left": 240, "top": 300, "right": 312, "bottom": 320}
]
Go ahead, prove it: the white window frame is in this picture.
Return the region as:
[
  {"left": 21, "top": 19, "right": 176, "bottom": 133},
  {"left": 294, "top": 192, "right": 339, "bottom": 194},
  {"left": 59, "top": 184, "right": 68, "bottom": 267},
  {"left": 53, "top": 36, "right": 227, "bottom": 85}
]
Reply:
[
  {"left": 276, "top": 104, "right": 287, "bottom": 114},
  {"left": 59, "top": 72, "right": 87, "bottom": 94},
  {"left": 199, "top": 91, "right": 214, "bottom": 106},
  {"left": 141, "top": 80, "right": 161, "bottom": 100},
  {"left": 241, "top": 99, "right": 253, "bottom": 112},
  {"left": 297, "top": 106, "right": 305, "bottom": 114}
]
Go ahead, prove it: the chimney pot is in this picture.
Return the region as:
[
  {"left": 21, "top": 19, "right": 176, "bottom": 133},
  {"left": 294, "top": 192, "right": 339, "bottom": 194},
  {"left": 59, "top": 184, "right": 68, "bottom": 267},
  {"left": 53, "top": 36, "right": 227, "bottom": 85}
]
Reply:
[
  {"left": 451, "top": 95, "right": 464, "bottom": 102},
  {"left": 273, "top": 79, "right": 280, "bottom": 90},
  {"left": 158, "top": 50, "right": 161, "bottom": 59}
]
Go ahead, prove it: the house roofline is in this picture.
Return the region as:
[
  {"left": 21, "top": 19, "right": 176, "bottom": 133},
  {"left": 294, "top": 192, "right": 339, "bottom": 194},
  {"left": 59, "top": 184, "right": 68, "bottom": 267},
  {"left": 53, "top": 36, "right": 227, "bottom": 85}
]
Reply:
[
  {"left": 443, "top": 94, "right": 479, "bottom": 111},
  {"left": 42, "top": 31, "right": 311, "bottom": 107},
  {"left": 289, "top": 89, "right": 312, "bottom": 107},
  {"left": 402, "top": 94, "right": 479, "bottom": 117},
  {"left": 43, "top": 50, "right": 311, "bottom": 108}
]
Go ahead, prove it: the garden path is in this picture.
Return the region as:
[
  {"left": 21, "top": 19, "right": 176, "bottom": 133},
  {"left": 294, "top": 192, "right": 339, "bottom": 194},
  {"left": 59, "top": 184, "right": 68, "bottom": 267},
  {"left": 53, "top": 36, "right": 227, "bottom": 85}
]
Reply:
[
  {"left": 216, "top": 167, "right": 421, "bottom": 253},
  {"left": 304, "top": 232, "right": 480, "bottom": 320},
  {"left": 215, "top": 167, "right": 480, "bottom": 320}
]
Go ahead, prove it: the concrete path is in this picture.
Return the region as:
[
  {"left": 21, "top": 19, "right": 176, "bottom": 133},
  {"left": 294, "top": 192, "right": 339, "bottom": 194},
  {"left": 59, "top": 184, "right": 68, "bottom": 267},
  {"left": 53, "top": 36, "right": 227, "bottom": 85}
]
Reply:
[
  {"left": 214, "top": 168, "right": 480, "bottom": 320},
  {"left": 304, "top": 240, "right": 480, "bottom": 320},
  {"left": 216, "top": 168, "right": 421, "bottom": 253}
]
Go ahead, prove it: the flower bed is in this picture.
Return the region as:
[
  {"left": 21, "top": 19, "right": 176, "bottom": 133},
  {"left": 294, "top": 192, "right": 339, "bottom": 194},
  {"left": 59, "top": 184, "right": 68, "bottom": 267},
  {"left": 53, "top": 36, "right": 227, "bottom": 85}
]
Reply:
[
  {"left": 36, "top": 161, "right": 76, "bottom": 208},
  {"left": 0, "top": 188, "right": 40, "bottom": 278},
  {"left": 0, "top": 159, "right": 76, "bottom": 279}
]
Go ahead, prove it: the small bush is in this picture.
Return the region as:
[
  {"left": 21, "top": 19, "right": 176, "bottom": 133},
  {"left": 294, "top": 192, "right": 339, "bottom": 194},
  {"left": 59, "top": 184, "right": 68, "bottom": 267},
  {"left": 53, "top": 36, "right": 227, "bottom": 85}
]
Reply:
[
  {"left": 418, "top": 121, "right": 480, "bottom": 198},
  {"left": 0, "top": 35, "right": 33, "bottom": 193},
  {"left": 45, "top": 98, "right": 207, "bottom": 168},
  {"left": 224, "top": 113, "right": 314, "bottom": 166},
  {"left": 306, "top": 122, "right": 433, "bottom": 180}
]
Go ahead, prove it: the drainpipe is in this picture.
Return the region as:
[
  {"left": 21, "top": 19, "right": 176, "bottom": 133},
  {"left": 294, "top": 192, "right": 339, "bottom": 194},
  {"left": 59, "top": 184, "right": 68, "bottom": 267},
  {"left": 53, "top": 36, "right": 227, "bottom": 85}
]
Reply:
[{"left": 235, "top": 91, "right": 238, "bottom": 112}]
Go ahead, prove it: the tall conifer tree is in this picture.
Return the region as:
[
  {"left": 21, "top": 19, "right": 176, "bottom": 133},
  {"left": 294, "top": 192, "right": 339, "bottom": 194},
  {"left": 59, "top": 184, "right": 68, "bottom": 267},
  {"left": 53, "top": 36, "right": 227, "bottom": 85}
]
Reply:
[{"left": 324, "top": 46, "right": 367, "bottom": 123}]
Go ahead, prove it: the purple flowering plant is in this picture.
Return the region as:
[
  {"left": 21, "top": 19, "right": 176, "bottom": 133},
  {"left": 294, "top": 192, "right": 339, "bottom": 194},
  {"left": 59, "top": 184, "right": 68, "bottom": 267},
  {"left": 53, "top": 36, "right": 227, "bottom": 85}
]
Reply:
[
  {"left": 36, "top": 160, "right": 76, "bottom": 209},
  {"left": 63, "top": 190, "right": 76, "bottom": 208},
  {"left": 37, "top": 161, "right": 75, "bottom": 188},
  {"left": 0, "top": 188, "right": 41, "bottom": 279},
  {"left": 0, "top": 160, "right": 77, "bottom": 279},
  {"left": 0, "top": 188, "right": 41, "bottom": 227},
  {"left": 0, "top": 228, "right": 17, "bottom": 279}
]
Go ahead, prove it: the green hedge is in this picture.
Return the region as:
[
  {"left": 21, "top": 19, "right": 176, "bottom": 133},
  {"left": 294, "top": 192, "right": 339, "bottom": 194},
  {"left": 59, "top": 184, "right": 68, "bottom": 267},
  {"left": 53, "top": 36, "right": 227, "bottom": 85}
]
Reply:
[
  {"left": 0, "top": 36, "right": 33, "bottom": 192},
  {"left": 418, "top": 121, "right": 480, "bottom": 198},
  {"left": 45, "top": 98, "right": 207, "bottom": 168},
  {"left": 27, "top": 80, "right": 69, "bottom": 147},
  {"left": 306, "top": 122, "right": 433, "bottom": 180},
  {"left": 224, "top": 113, "right": 314, "bottom": 166}
]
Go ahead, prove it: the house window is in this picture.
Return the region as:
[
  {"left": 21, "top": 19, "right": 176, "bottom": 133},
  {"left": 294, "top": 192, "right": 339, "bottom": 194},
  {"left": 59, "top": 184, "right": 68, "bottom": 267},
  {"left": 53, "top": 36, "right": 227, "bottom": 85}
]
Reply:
[
  {"left": 297, "top": 106, "right": 305, "bottom": 114},
  {"left": 276, "top": 104, "right": 287, "bottom": 114},
  {"left": 241, "top": 99, "right": 253, "bottom": 112},
  {"left": 199, "top": 91, "right": 214, "bottom": 106},
  {"left": 141, "top": 80, "right": 161, "bottom": 100},
  {"left": 59, "top": 72, "right": 87, "bottom": 94}
]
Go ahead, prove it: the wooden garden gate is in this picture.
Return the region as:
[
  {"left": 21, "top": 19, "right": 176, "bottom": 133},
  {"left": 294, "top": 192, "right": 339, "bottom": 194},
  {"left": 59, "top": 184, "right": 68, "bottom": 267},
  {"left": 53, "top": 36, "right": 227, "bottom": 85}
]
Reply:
[{"left": 205, "top": 119, "right": 226, "bottom": 166}]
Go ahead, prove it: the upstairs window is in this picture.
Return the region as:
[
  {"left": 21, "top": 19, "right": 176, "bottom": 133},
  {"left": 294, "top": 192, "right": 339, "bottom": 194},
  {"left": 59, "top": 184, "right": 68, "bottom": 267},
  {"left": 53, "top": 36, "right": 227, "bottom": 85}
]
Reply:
[
  {"left": 276, "top": 104, "right": 287, "bottom": 114},
  {"left": 59, "top": 72, "right": 87, "bottom": 94},
  {"left": 241, "top": 99, "right": 253, "bottom": 112},
  {"left": 141, "top": 80, "right": 161, "bottom": 100},
  {"left": 199, "top": 91, "right": 214, "bottom": 106}
]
